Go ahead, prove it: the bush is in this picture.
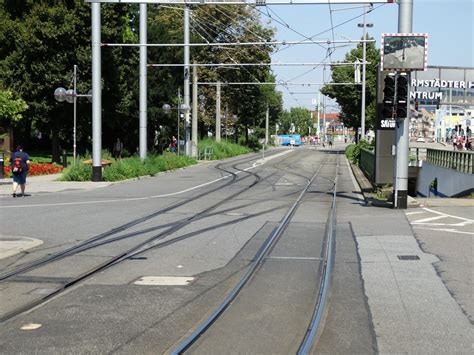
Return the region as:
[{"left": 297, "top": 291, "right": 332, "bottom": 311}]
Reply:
[
  {"left": 59, "top": 162, "right": 92, "bottom": 181},
  {"left": 59, "top": 153, "right": 197, "bottom": 182},
  {"left": 345, "top": 144, "right": 356, "bottom": 161},
  {"left": 350, "top": 140, "right": 373, "bottom": 165},
  {"left": 198, "top": 138, "right": 252, "bottom": 160}
]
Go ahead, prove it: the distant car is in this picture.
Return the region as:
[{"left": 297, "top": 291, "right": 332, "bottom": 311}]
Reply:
[{"left": 416, "top": 137, "right": 426, "bottom": 143}]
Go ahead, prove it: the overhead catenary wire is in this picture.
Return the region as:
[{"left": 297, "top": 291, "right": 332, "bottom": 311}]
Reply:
[
  {"left": 147, "top": 62, "right": 368, "bottom": 67},
  {"left": 272, "top": 2, "right": 386, "bottom": 55}
]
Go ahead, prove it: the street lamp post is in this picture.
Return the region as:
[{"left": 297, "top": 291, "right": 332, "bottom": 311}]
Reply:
[
  {"left": 358, "top": 6, "right": 373, "bottom": 141},
  {"left": 54, "top": 65, "right": 92, "bottom": 166}
]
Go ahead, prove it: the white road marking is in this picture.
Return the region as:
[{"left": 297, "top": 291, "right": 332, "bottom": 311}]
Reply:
[
  {"left": 0, "top": 151, "right": 293, "bottom": 209},
  {"left": 422, "top": 207, "right": 474, "bottom": 223},
  {"left": 405, "top": 211, "right": 425, "bottom": 215},
  {"left": 411, "top": 215, "right": 449, "bottom": 224},
  {"left": 413, "top": 226, "right": 474, "bottom": 236}
]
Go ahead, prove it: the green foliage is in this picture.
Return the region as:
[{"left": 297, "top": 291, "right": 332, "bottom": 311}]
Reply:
[
  {"left": 278, "top": 107, "right": 312, "bottom": 135},
  {"left": 345, "top": 144, "right": 356, "bottom": 161},
  {"left": 60, "top": 153, "right": 197, "bottom": 182},
  {"left": 198, "top": 138, "right": 253, "bottom": 160},
  {"left": 0, "top": 89, "right": 28, "bottom": 124},
  {"left": 59, "top": 161, "right": 92, "bottom": 182},
  {"left": 321, "top": 36, "right": 380, "bottom": 131},
  {"left": 0, "top": 3, "right": 282, "bottom": 158},
  {"left": 350, "top": 140, "right": 373, "bottom": 165}
]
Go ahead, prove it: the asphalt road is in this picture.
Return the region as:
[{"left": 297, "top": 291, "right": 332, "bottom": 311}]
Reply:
[{"left": 0, "top": 145, "right": 472, "bottom": 354}]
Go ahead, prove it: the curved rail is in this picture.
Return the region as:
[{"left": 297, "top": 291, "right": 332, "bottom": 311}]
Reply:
[
  {"left": 0, "top": 151, "right": 294, "bottom": 323},
  {"left": 171, "top": 161, "right": 326, "bottom": 354}
]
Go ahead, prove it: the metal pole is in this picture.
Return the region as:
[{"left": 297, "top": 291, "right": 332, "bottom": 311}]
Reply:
[
  {"left": 192, "top": 62, "right": 198, "bottom": 157},
  {"left": 183, "top": 6, "right": 191, "bottom": 155},
  {"left": 361, "top": 5, "right": 367, "bottom": 141},
  {"left": 178, "top": 90, "right": 181, "bottom": 156},
  {"left": 139, "top": 3, "right": 147, "bottom": 160},
  {"left": 216, "top": 81, "right": 221, "bottom": 142},
  {"left": 394, "top": 0, "right": 413, "bottom": 209},
  {"left": 73, "top": 64, "right": 77, "bottom": 166},
  {"left": 317, "top": 92, "right": 321, "bottom": 137},
  {"left": 225, "top": 105, "right": 228, "bottom": 141},
  {"left": 323, "top": 95, "right": 326, "bottom": 142},
  {"left": 91, "top": 2, "right": 102, "bottom": 181},
  {"left": 265, "top": 106, "right": 269, "bottom": 144}
]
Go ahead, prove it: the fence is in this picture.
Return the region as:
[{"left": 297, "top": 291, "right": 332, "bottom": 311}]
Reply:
[
  {"left": 426, "top": 148, "right": 474, "bottom": 174},
  {"left": 359, "top": 148, "right": 375, "bottom": 182}
]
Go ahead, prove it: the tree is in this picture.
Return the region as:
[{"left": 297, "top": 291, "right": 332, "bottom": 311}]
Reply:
[
  {"left": 320, "top": 36, "right": 379, "bottom": 131},
  {"left": 0, "top": 89, "right": 28, "bottom": 124},
  {"left": 0, "top": 2, "right": 282, "bottom": 158},
  {"left": 278, "top": 107, "right": 312, "bottom": 135}
]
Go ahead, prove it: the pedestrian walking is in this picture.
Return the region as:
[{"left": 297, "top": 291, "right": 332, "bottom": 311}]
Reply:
[
  {"left": 113, "top": 138, "right": 123, "bottom": 159},
  {"left": 10, "top": 144, "right": 31, "bottom": 197},
  {"left": 169, "top": 136, "right": 177, "bottom": 153}
]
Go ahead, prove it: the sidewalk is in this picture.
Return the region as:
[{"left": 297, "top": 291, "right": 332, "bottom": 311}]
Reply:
[
  {"left": 349, "top": 162, "right": 472, "bottom": 208},
  {"left": 0, "top": 174, "right": 114, "bottom": 197}
]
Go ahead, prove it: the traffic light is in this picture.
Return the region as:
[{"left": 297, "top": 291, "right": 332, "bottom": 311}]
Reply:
[
  {"left": 382, "top": 73, "right": 396, "bottom": 118},
  {"left": 395, "top": 73, "right": 408, "bottom": 118}
]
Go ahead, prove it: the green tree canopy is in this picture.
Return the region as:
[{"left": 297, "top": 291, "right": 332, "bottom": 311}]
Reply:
[
  {"left": 320, "top": 36, "right": 379, "bottom": 131},
  {"left": 0, "top": 89, "right": 28, "bottom": 124},
  {"left": 0, "top": 2, "right": 282, "bottom": 158},
  {"left": 278, "top": 107, "right": 312, "bottom": 136}
]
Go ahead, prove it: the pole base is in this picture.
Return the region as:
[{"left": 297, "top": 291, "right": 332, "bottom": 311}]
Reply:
[
  {"left": 394, "top": 190, "right": 408, "bottom": 209},
  {"left": 92, "top": 166, "right": 102, "bottom": 182}
]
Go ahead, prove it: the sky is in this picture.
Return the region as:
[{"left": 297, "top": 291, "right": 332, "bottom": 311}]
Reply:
[{"left": 263, "top": 0, "right": 474, "bottom": 110}]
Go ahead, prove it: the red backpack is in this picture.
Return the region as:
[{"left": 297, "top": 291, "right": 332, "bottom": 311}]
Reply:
[{"left": 12, "top": 157, "right": 23, "bottom": 175}]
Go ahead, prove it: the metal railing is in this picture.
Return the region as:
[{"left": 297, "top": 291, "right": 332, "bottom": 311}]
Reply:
[
  {"left": 426, "top": 148, "right": 474, "bottom": 174},
  {"left": 359, "top": 148, "right": 375, "bottom": 182},
  {"left": 409, "top": 147, "right": 427, "bottom": 161},
  {"left": 198, "top": 146, "right": 213, "bottom": 161}
]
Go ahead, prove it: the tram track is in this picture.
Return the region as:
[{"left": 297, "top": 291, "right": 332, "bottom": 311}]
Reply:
[
  {"left": 171, "top": 151, "right": 340, "bottom": 354},
  {"left": 0, "top": 149, "right": 301, "bottom": 323}
]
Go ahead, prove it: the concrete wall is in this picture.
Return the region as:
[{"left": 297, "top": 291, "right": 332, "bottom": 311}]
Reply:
[{"left": 417, "top": 161, "right": 474, "bottom": 197}]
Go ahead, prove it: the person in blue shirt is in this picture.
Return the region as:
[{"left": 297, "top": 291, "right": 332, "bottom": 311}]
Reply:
[{"left": 10, "top": 145, "right": 31, "bottom": 197}]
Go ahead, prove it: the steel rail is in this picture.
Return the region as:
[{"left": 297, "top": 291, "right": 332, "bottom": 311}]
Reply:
[
  {"left": 297, "top": 152, "right": 339, "bottom": 354},
  {"left": 0, "top": 151, "right": 297, "bottom": 323},
  {"left": 171, "top": 158, "right": 326, "bottom": 354},
  {"left": 0, "top": 151, "right": 281, "bottom": 282}
]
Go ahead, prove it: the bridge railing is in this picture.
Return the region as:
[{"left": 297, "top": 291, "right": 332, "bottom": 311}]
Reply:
[{"left": 426, "top": 148, "right": 474, "bottom": 174}]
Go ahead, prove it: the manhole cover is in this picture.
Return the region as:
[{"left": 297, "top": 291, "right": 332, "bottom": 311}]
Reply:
[{"left": 397, "top": 255, "right": 420, "bottom": 260}]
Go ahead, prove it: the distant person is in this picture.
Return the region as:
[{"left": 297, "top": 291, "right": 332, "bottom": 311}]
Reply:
[
  {"left": 452, "top": 136, "right": 457, "bottom": 150},
  {"left": 10, "top": 145, "right": 31, "bottom": 197},
  {"left": 466, "top": 136, "right": 472, "bottom": 151},
  {"left": 169, "top": 136, "right": 177, "bottom": 153},
  {"left": 113, "top": 138, "right": 123, "bottom": 159}
]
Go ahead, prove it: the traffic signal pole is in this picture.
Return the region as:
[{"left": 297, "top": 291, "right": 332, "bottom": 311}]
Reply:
[{"left": 394, "top": 0, "right": 413, "bottom": 209}]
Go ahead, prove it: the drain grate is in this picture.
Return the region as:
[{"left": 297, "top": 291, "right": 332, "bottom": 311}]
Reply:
[{"left": 397, "top": 255, "right": 420, "bottom": 261}]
